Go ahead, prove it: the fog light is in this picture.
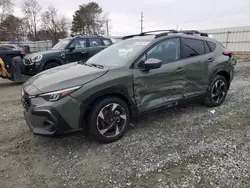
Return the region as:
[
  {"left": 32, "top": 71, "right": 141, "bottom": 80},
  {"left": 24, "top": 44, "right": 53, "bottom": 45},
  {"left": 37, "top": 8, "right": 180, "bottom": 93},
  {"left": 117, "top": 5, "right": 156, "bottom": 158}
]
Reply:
[{"left": 44, "top": 120, "right": 56, "bottom": 132}]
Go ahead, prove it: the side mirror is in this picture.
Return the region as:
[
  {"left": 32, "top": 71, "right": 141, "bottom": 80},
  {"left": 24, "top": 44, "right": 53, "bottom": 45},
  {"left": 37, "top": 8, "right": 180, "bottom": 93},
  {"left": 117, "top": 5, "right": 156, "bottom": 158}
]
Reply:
[
  {"left": 68, "top": 46, "right": 75, "bottom": 52},
  {"left": 139, "top": 58, "right": 162, "bottom": 70}
]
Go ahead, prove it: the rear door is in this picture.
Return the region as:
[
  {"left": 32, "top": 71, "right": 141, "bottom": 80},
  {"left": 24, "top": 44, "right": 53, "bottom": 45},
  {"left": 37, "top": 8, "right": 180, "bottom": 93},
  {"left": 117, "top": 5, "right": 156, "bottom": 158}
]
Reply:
[
  {"left": 180, "top": 38, "right": 210, "bottom": 97},
  {"left": 87, "top": 38, "right": 106, "bottom": 57},
  {"left": 132, "top": 38, "right": 186, "bottom": 112}
]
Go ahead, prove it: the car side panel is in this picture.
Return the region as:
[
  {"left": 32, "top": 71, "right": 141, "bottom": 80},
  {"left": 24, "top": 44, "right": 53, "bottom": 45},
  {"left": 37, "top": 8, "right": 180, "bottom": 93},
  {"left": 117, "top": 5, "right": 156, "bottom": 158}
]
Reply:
[
  {"left": 184, "top": 54, "right": 210, "bottom": 97},
  {"left": 70, "top": 67, "right": 136, "bottom": 116},
  {"left": 132, "top": 60, "right": 186, "bottom": 112},
  {"left": 208, "top": 48, "right": 233, "bottom": 82}
]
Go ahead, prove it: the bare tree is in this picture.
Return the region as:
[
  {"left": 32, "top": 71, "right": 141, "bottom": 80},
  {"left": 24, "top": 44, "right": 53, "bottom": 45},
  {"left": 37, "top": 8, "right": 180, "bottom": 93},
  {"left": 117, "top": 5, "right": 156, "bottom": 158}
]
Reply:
[
  {"left": 0, "top": 0, "right": 14, "bottom": 24},
  {"left": 41, "top": 5, "right": 70, "bottom": 44},
  {"left": 21, "top": 0, "right": 41, "bottom": 41}
]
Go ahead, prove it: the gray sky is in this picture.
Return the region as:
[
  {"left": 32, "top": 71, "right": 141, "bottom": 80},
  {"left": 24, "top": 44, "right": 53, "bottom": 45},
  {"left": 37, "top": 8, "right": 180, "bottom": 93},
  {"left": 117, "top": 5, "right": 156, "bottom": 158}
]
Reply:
[{"left": 14, "top": 0, "right": 250, "bottom": 35}]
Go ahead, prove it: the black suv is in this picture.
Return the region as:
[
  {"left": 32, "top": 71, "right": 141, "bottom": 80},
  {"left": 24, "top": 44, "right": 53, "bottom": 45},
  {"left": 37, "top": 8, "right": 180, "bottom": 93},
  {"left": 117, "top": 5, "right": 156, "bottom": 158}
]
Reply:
[
  {"left": 23, "top": 35, "right": 113, "bottom": 75},
  {"left": 22, "top": 30, "right": 235, "bottom": 142}
]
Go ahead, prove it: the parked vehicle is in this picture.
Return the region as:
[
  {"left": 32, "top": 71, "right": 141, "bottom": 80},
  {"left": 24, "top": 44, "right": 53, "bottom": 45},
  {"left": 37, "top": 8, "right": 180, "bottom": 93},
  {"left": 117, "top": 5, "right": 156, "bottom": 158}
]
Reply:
[
  {"left": 0, "top": 44, "right": 26, "bottom": 56},
  {"left": 21, "top": 30, "right": 235, "bottom": 143},
  {"left": 0, "top": 49, "right": 24, "bottom": 80},
  {"left": 22, "top": 35, "right": 113, "bottom": 75}
]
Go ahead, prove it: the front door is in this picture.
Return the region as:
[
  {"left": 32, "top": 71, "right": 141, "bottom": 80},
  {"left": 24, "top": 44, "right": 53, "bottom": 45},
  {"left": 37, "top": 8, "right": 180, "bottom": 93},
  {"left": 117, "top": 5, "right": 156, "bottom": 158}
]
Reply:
[
  {"left": 132, "top": 38, "right": 186, "bottom": 112},
  {"left": 65, "top": 38, "right": 90, "bottom": 63},
  {"left": 180, "top": 38, "right": 210, "bottom": 97}
]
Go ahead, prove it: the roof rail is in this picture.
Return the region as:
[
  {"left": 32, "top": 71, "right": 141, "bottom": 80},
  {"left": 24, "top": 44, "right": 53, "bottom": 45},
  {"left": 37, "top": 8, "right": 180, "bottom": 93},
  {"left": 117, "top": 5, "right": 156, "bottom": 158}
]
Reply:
[
  {"left": 122, "top": 34, "right": 141, "bottom": 40},
  {"left": 70, "top": 34, "right": 103, "bottom": 38},
  {"left": 139, "top": 30, "right": 178, "bottom": 36},
  {"left": 122, "top": 30, "right": 178, "bottom": 40},
  {"left": 121, "top": 29, "right": 209, "bottom": 40}
]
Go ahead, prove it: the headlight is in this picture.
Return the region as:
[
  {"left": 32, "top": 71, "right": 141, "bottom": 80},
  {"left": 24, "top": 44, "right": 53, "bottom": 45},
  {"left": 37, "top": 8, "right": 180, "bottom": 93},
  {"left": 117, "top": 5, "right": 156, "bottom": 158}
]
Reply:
[
  {"left": 39, "top": 86, "right": 81, "bottom": 102},
  {"left": 31, "top": 55, "right": 43, "bottom": 63}
]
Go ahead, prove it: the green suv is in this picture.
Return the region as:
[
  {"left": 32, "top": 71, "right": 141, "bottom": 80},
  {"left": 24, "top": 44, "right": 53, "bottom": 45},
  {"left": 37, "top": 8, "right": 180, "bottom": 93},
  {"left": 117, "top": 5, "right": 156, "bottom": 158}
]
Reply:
[
  {"left": 22, "top": 35, "right": 113, "bottom": 75},
  {"left": 21, "top": 30, "right": 235, "bottom": 143}
]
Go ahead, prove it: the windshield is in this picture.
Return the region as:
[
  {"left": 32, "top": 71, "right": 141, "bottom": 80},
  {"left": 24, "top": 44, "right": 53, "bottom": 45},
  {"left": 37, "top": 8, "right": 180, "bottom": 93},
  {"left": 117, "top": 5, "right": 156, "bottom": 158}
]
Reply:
[
  {"left": 86, "top": 37, "right": 153, "bottom": 67},
  {"left": 52, "top": 39, "right": 71, "bottom": 50}
]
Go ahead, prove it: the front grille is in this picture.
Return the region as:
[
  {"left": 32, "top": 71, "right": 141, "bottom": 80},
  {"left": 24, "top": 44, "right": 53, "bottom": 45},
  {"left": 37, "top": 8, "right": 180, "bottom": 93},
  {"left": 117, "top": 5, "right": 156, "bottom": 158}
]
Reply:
[{"left": 22, "top": 92, "right": 31, "bottom": 111}]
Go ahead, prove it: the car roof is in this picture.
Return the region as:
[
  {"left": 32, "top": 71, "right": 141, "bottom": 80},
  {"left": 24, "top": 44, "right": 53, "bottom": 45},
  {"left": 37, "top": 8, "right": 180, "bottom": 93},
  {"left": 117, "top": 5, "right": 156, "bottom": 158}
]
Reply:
[{"left": 64, "top": 35, "right": 112, "bottom": 40}]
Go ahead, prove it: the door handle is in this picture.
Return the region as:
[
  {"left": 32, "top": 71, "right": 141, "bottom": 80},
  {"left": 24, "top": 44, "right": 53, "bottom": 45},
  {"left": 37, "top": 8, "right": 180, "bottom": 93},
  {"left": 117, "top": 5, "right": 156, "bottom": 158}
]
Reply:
[
  {"left": 177, "top": 67, "right": 185, "bottom": 73},
  {"left": 208, "top": 58, "right": 214, "bottom": 62}
]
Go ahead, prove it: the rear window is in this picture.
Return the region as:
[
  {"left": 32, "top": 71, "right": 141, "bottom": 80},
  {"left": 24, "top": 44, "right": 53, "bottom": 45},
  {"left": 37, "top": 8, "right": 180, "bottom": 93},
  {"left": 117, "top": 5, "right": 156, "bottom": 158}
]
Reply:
[
  {"left": 182, "top": 38, "right": 205, "bottom": 58},
  {"left": 102, "top": 39, "right": 112, "bottom": 46},
  {"left": 207, "top": 41, "right": 216, "bottom": 52}
]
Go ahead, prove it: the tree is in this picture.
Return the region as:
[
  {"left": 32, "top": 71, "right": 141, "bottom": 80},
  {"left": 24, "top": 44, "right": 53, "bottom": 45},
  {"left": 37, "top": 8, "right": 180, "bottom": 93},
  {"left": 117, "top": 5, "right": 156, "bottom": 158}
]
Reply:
[
  {"left": 0, "top": 0, "right": 14, "bottom": 24},
  {"left": 71, "top": 2, "right": 105, "bottom": 35},
  {"left": 21, "top": 0, "right": 42, "bottom": 41},
  {"left": 41, "top": 5, "right": 70, "bottom": 45},
  {"left": 0, "top": 15, "right": 27, "bottom": 41}
]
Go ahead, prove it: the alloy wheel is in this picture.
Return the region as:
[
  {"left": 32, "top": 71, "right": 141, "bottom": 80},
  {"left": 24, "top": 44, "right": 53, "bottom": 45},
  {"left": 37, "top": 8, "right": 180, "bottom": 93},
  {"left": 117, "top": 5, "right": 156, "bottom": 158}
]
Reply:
[
  {"left": 97, "top": 103, "right": 127, "bottom": 138},
  {"left": 211, "top": 80, "right": 227, "bottom": 104}
]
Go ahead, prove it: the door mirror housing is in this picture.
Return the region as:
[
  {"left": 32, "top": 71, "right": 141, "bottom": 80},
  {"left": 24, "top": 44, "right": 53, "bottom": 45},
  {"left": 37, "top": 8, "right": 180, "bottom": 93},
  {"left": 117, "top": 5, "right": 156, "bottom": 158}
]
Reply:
[
  {"left": 139, "top": 58, "right": 162, "bottom": 70},
  {"left": 68, "top": 46, "right": 75, "bottom": 52}
]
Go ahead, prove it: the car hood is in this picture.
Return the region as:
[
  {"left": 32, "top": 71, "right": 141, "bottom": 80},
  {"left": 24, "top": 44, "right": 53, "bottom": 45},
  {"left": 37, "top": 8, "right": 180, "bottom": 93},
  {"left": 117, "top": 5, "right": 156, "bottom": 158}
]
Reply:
[
  {"left": 24, "top": 49, "right": 62, "bottom": 59},
  {"left": 23, "top": 62, "right": 109, "bottom": 95}
]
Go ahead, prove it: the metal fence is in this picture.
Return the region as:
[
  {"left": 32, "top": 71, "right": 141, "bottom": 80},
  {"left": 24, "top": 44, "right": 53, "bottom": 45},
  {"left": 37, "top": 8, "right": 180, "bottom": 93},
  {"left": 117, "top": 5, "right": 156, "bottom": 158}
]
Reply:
[
  {"left": 200, "top": 26, "right": 250, "bottom": 53},
  {"left": 21, "top": 40, "right": 53, "bottom": 53},
  {"left": 0, "top": 40, "right": 53, "bottom": 53}
]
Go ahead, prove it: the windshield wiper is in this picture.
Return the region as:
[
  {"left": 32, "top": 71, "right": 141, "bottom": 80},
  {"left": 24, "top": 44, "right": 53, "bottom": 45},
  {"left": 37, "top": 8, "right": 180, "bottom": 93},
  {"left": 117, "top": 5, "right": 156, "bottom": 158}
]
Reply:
[{"left": 85, "top": 63, "right": 104, "bottom": 69}]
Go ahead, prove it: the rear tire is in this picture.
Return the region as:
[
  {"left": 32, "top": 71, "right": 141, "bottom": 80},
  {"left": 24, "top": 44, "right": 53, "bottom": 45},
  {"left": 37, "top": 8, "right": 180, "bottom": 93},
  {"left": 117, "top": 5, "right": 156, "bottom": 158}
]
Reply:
[
  {"left": 204, "top": 75, "right": 229, "bottom": 107},
  {"left": 44, "top": 62, "right": 60, "bottom": 70},
  {"left": 88, "top": 96, "right": 131, "bottom": 143}
]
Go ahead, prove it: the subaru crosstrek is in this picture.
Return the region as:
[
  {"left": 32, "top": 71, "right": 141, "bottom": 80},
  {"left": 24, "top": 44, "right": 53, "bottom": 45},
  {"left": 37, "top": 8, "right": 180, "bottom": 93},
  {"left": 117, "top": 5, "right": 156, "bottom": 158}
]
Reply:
[{"left": 21, "top": 30, "right": 235, "bottom": 143}]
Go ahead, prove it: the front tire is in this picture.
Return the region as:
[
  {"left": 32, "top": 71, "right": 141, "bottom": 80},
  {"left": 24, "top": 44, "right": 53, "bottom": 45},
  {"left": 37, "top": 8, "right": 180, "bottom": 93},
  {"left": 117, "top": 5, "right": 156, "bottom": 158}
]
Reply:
[
  {"left": 44, "top": 62, "right": 60, "bottom": 70},
  {"left": 204, "top": 75, "right": 229, "bottom": 107},
  {"left": 88, "top": 96, "right": 131, "bottom": 143}
]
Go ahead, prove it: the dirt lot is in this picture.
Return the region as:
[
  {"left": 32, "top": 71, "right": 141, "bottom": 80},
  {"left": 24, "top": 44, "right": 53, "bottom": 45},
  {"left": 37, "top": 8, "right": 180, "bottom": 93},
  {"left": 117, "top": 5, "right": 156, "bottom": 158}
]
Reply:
[{"left": 0, "top": 62, "right": 250, "bottom": 188}]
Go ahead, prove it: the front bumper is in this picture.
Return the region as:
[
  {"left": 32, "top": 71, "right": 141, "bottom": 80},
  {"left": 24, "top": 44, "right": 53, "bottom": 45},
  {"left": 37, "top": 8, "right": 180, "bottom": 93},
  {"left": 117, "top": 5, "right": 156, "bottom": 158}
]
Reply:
[
  {"left": 21, "top": 93, "right": 88, "bottom": 136},
  {"left": 23, "top": 106, "right": 74, "bottom": 135},
  {"left": 23, "top": 58, "right": 41, "bottom": 75}
]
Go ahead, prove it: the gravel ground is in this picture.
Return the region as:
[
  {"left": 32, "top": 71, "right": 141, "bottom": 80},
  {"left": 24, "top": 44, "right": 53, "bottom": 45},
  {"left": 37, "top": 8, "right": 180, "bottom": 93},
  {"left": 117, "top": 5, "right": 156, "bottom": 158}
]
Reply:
[{"left": 0, "top": 62, "right": 250, "bottom": 188}]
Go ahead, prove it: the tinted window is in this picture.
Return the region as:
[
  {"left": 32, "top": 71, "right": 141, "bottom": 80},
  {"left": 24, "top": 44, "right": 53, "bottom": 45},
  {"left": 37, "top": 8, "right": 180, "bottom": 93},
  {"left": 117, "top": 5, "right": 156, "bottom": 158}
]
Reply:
[
  {"left": 146, "top": 38, "right": 180, "bottom": 63},
  {"left": 102, "top": 39, "right": 112, "bottom": 46},
  {"left": 204, "top": 41, "right": 210, "bottom": 53},
  {"left": 89, "top": 38, "right": 102, "bottom": 47},
  {"left": 182, "top": 38, "right": 205, "bottom": 58},
  {"left": 207, "top": 41, "right": 216, "bottom": 52}
]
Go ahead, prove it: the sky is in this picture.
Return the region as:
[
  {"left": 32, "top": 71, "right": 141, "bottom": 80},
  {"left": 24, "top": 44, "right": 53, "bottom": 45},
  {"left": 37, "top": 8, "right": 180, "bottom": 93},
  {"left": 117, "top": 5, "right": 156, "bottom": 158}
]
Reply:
[{"left": 14, "top": 0, "right": 250, "bottom": 36}]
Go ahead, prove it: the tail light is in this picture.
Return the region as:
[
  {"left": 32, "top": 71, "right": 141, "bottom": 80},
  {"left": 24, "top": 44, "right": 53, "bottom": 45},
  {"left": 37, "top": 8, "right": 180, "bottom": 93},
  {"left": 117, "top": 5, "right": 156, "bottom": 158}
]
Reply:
[
  {"left": 19, "top": 47, "right": 25, "bottom": 53},
  {"left": 223, "top": 51, "right": 232, "bottom": 57}
]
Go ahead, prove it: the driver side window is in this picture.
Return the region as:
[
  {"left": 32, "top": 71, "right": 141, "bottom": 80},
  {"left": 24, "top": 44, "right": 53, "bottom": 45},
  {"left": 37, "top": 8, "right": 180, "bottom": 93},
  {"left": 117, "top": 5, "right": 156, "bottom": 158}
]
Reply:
[
  {"left": 135, "top": 38, "right": 180, "bottom": 68},
  {"left": 70, "top": 39, "right": 87, "bottom": 49}
]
